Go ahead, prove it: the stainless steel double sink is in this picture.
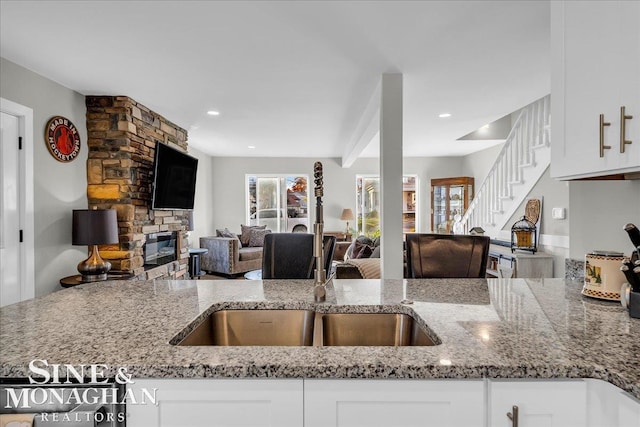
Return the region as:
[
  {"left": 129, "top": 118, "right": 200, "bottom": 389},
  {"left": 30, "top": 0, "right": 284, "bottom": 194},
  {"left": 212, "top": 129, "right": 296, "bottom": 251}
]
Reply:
[{"left": 175, "top": 310, "right": 438, "bottom": 347}]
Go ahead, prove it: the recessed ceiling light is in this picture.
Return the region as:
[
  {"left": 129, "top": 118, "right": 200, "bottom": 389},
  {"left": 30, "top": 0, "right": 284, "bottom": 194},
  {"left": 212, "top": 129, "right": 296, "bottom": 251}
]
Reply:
[
  {"left": 438, "top": 113, "right": 452, "bottom": 118},
  {"left": 248, "top": 145, "right": 256, "bottom": 149},
  {"left": 207, "top": 110, "right": 220, "bottom": 116},
  {"left": 479, "top": 124, "right": 490, "bottom": 132}
]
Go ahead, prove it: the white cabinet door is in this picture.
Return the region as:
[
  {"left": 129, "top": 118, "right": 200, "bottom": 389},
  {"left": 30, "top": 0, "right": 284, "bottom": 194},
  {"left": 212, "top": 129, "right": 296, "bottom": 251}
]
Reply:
[
  {"left": 304, "top": 379, "right": 485, "bottom": 427},
  {"left": 586, "top": 379, "right": 640, "bottom": 427},
  {"left": 127, "top": 378, "right": 303, "bottom": 427},
  {"left": 618, "top": 391, "right": 640, "bottom": 427},
  {"left": 489, "top": 379, "right": 586, "bottom": 427},
  {"left": 551, "top": 1, "right": 640, "bottom": 179}
]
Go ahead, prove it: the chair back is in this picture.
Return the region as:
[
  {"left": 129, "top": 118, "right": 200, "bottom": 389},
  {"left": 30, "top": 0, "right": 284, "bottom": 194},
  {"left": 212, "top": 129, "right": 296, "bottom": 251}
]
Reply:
[
  {"left": 323, "top": 235, "right": 337, "bottom": 277},
  {"left": 262, "top": 233, "right": 336, "bottom": 279},
  {"left": 405, "top": 233, "right": 490, "bottom": 278}
]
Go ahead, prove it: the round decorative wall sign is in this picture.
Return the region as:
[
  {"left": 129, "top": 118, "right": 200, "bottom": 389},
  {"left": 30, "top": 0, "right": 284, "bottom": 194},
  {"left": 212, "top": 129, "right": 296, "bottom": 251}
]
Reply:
[{"left": 45, "top": 116, "right": 81, "bottom": 162}]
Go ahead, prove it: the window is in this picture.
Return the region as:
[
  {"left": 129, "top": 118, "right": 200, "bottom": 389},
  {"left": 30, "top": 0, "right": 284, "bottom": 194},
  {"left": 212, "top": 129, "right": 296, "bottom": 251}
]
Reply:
[
  {"left": 355, "top": 175, "right": 418, "bottom": 237},
  {"left": 247, "top": 175, "right": 309, "bottom": 233}
]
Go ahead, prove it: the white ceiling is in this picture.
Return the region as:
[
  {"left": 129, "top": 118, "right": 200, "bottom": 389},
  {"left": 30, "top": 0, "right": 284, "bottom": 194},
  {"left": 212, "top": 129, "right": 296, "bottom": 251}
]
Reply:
[{"left": 0, "top": 1, "right": 550, "bottom": 159}]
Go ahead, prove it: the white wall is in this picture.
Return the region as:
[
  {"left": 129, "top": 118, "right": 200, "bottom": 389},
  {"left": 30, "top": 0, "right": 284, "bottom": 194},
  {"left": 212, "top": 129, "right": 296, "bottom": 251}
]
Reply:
[
  {"left": 569, "top": 180, "right": 640, "bottom": 259},
  {"left": 461, "top": 144, "right": 503, "bottom": 189},
  {"left": 206, "top": 156, "right": 463, "bottom": 241},
  {"left": 0, "top": 58, "right": 87, "bottom": 296},
  {"left": 188, "top": 146, "right": 215, "bottom": 246}
]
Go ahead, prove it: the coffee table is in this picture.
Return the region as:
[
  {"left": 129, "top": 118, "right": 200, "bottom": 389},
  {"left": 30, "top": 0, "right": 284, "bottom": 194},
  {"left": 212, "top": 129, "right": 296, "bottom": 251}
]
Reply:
[{"left": 244, "top": 269, "right": 262, "bottom": 280}]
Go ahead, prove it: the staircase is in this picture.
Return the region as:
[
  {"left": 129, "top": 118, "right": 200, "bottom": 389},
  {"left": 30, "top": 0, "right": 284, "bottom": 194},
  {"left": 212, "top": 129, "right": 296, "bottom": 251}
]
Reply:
[{"left": 462, "top": 95, "right": 550, "bottom": 238}]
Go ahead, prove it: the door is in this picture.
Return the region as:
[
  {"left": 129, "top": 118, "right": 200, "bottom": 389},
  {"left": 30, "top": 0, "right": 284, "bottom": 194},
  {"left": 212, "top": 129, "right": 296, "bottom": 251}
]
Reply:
[
  {"left": 254, "top": 176, "right": 285, "bottom": 232},
  {"left": 356, "top": 175, "right": 419, "bottom": 236},
  {"left": 248, "top": 175, "right": 309, "bottom": 233},
  {"left": 489, "top": 379, "right": 587, "bottom": 427},
  {"left": 0, "top": 111, "right": 20, "bottom": 307},
  {"left": 305, "top": 379, "right": 485, "bottom": 427},
  {"left": 127, "top": 378, "right": 303, "bottom": 427}
]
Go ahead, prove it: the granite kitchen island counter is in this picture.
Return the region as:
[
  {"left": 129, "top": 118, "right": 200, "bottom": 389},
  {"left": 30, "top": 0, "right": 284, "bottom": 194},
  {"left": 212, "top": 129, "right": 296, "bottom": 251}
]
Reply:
[{"left": 1, "top": 278, "right": 639, "bottom": 399}]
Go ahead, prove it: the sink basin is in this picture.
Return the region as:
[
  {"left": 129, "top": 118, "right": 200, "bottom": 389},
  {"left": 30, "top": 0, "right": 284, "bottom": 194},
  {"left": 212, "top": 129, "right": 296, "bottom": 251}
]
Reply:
[
  {"left": 177, "top": 309, "right": 315, "bottom": 346},
  {"left": 175, "top": 310, "right": 437, "bottom": 347},
  {"left": 321, "top": 313, "right": 436, "bottom": 346}
]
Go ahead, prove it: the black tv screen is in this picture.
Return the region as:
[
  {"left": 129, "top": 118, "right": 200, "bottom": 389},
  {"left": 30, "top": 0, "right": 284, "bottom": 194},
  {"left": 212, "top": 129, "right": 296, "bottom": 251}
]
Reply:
[{"left": 151, "top": 143, "right": 198, "bottom": 210}]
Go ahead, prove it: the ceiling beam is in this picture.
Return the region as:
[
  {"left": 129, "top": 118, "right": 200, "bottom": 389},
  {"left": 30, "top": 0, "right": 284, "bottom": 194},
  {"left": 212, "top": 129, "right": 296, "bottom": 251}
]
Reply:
[{"left": 341, "top": 82, "right": 380, "bottom": 168}]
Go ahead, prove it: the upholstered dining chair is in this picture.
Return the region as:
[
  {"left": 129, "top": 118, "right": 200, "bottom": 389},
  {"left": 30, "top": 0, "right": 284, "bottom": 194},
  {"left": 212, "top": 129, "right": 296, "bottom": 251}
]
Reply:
[
  {"left": 262, "top": 233, "right": 336, "bottom": 279},
  {"left": 405, "top": 233, "right": 490, "bottom": 278}
]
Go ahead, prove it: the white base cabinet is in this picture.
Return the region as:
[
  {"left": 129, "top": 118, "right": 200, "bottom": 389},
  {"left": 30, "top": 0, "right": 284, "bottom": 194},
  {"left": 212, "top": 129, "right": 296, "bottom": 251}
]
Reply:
[
  {"left": 127, "top": 378, "right": 640, "bottom": 427},
  {"left": 126, "top": 379, "right": 303, "bottom": 427},
  {"left": 304, "top": 379, "right": 484, "bottom": 427}
]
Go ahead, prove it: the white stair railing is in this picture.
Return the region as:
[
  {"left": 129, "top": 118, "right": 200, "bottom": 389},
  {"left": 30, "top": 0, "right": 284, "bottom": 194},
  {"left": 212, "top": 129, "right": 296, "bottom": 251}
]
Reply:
[{"left": 462, "top": 95, "right": 550, "bottom": 236}]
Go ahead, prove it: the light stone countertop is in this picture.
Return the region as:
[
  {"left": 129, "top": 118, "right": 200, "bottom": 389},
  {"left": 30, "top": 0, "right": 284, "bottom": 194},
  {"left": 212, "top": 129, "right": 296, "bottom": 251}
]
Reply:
[{"left": 0, "top": 278, "right": 639, "bottom": 399}]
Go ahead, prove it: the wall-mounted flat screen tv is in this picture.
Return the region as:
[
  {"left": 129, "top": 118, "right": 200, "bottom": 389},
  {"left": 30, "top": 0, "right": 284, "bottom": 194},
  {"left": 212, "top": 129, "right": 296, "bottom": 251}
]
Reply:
[{"left": 151, "top": 143, "right": 198, "bottom": 210}]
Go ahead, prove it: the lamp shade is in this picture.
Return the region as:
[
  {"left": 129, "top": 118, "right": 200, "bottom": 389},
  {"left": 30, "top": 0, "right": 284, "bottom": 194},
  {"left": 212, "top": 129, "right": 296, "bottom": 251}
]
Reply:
[
  {"left": 72, "top": 209, "right": 119, "bottom": 245},
  {"left": 340, "top": 208, "right": 354, "bottom": 221}
]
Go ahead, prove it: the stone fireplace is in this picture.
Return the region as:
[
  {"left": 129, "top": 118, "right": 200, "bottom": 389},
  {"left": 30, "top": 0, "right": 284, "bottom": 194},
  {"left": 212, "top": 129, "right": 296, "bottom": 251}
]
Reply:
[{"left": 85, "top": 96, "right": 190, "bottom": 280}]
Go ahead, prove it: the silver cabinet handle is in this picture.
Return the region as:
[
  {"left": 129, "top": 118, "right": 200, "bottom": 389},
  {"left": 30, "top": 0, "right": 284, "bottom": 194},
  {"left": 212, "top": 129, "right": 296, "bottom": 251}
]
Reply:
[
  {"left": 600, "top": 114, "right": 612, "bottom": 157},
  {"left": 620, "top": 106, "right": 633, "bottom": 153},
  {"left": 507, "top": 405, "right": 519, "bottom": 427}
]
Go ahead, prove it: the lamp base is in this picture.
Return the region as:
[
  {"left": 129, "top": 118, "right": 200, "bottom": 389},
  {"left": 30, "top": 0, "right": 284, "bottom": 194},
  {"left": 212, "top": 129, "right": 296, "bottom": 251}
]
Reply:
[
  {"left": 80, "top": 273, "right": 108, "bottom": 282},
  {"left": 77, "top": 244, "right": 111, "bottom": 282}
]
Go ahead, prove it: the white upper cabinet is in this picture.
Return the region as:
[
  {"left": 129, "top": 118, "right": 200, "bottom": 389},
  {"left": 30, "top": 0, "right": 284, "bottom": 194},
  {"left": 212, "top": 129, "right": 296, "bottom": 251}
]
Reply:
[{"left": 551, "top": 1, "right": 640, "bottom": 179}]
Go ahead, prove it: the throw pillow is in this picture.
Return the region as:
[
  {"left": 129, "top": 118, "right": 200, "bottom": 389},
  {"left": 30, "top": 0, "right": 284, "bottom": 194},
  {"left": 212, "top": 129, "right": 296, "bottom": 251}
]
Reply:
[
  {"left": 240, "top": 224, "right": 266, "bottom": 246},
  {"left": 370, "top": 246, "right": 381, "bottom": 258},
  {"left": 217, "top": 228, "right": 242, "bottom": 248},
  {"left": 352, "top": 240, "right": 373, "bottom": 259},
  {"left": 248, "top": 228, "right": 271, "bottom": 247},
  {"left": 355, "top": 236, "right": 374, "bottom": 246}
]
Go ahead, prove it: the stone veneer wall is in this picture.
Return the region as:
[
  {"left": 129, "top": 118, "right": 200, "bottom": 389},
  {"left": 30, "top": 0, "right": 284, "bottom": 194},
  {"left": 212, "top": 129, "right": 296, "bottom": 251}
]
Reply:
[{"left": 85, "top": 96, "right": 190, "bottom": 280}]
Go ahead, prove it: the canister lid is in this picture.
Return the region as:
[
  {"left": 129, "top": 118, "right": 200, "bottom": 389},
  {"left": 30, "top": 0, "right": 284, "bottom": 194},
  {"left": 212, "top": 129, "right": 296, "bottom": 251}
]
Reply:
[{"left": 589, "top": 250, "right": 624, "bottom": 257}]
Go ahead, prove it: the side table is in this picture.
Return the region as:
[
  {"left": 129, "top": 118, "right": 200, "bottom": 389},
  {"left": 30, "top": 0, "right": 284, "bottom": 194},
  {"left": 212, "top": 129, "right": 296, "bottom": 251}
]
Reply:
[
  {"left": 189, "top": 248, "right": 209, "bottom": 279},
  {"left": 60, "top": 272, "right": 134, "bottom": 288}
]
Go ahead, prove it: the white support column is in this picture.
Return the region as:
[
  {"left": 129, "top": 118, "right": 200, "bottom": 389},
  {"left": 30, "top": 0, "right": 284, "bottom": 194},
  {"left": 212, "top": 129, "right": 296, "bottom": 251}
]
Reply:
[{"left": 379, "top": 73, "right": 403, "bottom": 280}]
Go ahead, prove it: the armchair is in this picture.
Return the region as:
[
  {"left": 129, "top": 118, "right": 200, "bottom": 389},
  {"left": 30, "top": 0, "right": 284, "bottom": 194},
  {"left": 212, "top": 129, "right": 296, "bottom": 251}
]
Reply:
[{"left": 200, "top": 236, "right": 263, "bottom": 276}]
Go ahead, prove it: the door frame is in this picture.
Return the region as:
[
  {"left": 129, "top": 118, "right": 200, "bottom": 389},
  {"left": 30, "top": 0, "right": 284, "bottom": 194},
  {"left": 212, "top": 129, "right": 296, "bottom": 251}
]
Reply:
[{"left": 1, "top": 98, "right": 35, "bottom": 301}]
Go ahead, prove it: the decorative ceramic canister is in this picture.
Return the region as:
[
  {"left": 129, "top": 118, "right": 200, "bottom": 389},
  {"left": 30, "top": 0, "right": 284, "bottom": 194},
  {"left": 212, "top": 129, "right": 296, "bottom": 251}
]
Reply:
[{"left": 582, "top": 250, "right": 626, "bottom": 301}]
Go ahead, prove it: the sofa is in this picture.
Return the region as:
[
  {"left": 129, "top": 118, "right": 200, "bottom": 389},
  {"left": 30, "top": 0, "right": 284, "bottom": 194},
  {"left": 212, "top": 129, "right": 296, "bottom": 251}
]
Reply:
[
  {"left": 334, "top": 235, "right": 381, "bottom": 279},
  {"left": 334, "top": 235, "right": 411, "bottom": 279}
]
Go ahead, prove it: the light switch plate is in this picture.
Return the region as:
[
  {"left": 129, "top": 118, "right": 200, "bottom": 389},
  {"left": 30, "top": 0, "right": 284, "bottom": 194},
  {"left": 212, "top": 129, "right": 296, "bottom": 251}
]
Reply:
[{"left": 552, "top": 207, "right": 566, "bottom": 220}]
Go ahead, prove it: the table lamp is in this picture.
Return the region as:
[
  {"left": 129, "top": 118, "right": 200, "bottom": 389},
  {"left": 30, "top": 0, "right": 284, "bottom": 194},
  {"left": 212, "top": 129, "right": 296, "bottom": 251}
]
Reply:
[
  {"left": 72, "top": 208, "right": 119, "bottom": 282},
  {"left": 340, "top": 208, "right": 354, "bottom": 235}
]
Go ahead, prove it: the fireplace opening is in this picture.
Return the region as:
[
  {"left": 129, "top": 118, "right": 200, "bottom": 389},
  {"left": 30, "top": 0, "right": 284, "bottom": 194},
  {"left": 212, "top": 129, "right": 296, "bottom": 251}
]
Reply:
[{"left": 143, "top": 231, "right": 177, "bottom": 269}]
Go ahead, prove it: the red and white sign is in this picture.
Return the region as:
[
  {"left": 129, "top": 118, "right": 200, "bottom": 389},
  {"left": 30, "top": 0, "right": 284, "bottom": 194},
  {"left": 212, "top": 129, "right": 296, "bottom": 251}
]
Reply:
[{"left": 45, "top": 116, "right": 81, "bottom": 162}]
